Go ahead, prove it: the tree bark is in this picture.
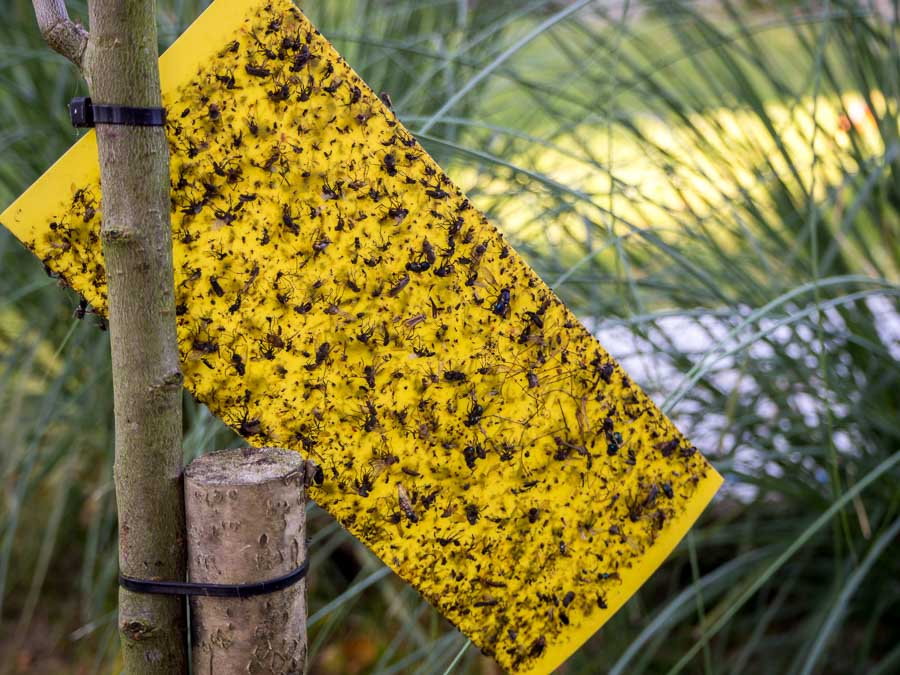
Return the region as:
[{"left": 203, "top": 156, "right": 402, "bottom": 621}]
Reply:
[
  {"left": 31, "top": 0, "right": 187, "bottom": 671},
  {"left": 31, "top": 0, "right": 88, "bottom": 69},
  {"left": 185, "top": 448, "right": 310, "bottom": 675}
]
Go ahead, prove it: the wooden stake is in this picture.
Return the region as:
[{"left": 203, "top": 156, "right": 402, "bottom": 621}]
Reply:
[{"left": 185, "top": 448, "right": 309, "bottom": 674}]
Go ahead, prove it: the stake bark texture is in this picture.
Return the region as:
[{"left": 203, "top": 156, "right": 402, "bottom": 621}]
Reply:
[
  {"left": 185, "top": 448, "right": 309, "bottom": 675},
  {"left": 34, "top": 0, "right": 187, "bottom": 671}
]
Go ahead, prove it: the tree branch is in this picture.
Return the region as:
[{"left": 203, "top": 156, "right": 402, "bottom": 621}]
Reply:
[{"left": 31, "top": 0, "right": 88, "bottom": 68}]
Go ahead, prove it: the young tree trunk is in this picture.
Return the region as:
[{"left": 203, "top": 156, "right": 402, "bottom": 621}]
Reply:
[{"left": 32, "top": 1, "right": 187, "bottom": 672}]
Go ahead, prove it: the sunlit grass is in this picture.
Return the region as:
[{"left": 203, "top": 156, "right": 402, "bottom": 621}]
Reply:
[{"left": 438, "top": 90, "right": 894, "bottom": 267}]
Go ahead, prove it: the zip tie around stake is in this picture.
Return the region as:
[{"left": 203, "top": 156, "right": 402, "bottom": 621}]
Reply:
[
  {"left": 119, "top": 558, "right": 308, "bottom": 598},
  {"left": 69, "top": 97, "right": 166, "bottom": 128}
]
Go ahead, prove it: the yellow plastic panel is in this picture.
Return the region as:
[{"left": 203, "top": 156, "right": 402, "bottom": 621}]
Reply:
[{"left": 1, "top": 1, "right": 722, "bottom": 671}]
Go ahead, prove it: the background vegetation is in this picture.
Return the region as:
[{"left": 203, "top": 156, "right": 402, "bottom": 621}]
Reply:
[{"left": 1, "top": 0, "right": 898, "bottom": 673}]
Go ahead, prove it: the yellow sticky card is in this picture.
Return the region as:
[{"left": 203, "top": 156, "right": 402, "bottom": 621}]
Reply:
[{"left": 1, "top": 1, "right": 721, "bottom": 671}]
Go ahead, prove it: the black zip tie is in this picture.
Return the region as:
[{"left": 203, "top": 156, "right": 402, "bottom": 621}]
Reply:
[
  {"left": 119, "top": 558, "right": 308, "bottom": 598},
  {"left": 69, "top": 97, "right": 166, "bottom": 129}
]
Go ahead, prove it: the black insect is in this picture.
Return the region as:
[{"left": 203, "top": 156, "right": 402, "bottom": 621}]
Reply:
[
  {"left": 312, "top": 464, "right": 325, "bottom": 485},
  {"left": 74, "top": 297, "right": 88, "bottom": 320},
  {"left": 488, "top": 288, "right": 511, "bottom": 318},
  {"left": 296, "top": 79, "right": 315, "bottom": 102},
  {"left": 491, "top": 441, "right": 513, "bottom": 462},
  {"left": 280, "top": 204, "right": 300, "bottom": 235},
  {"left": 405, "top": 239, "right": 436, "bottom": 273},
  {"left": 626, "top": 493, "right": 644, "bottom": 522},
  {"left": 305, "top": 342, "right": 331, "bottom": 371},
  {"left": 412, "top": 340, "right": 434, "bottom": 358},
  {"left": 434, "top": 264, "right": 454, "bottom": 277},
  {"left": 230, "top": 353, "right": 246, "bottom": 376},
  {"left": 213, "top": 160, "right": 242, "bottom": 184},
  {"left": 379, "top": 91, "right": 393, "bottom": 109},
  {"left": 354, "top": 470, "right": 374, "bottom": 497},
  {"left": 312, "top": 235, "right": 332, "bottom": 254},
  {"left": 662, "top": 482, "right": 674, "bottom": 499},
  {"left": 290, "top": 45, "right": 312, "bottom": 71},
  {"left": 443, "top": 370, "right": 466, "bottom": 383},
  {"left": 201, "top": 180, "right": 220, "bottom": 203},
  {"left": 606, "top": 431, "right": 623, "bottom": 456},
  {"left": 526, "top": 371, "right": 539, "bottom": 388},
  {"left": 192, "top": 338, "right": 218, "bottom": 355},
  {"left": 279, "top": 32, "right": 300, "bottom": 53},
  {"left": 322, "top": 178, "right": 342, "bottom": 200},
  {"left": 356, "top": 323, "right": 375, "bottom": 344},
  {"left": 363, "top": 401, "right": 379, "bottom": 432},
  {"left": 465, "top": 503, "right": 480, "bottom": 525},
  {"left": 383, "top": 153, "right": 397, "bottom": 176},
  {"left": 207, "top": 103, "right": 220, "bottom": 120},
  {"left": 524, "top": 311, "right": 543, "bottom": 329},
  {"left": 245, "top": 63, "right": 271, "bottom": 77},
  {"left": 462, "top": 444, "right": 485, "bottom": 470},
  {"left": 209, "top": 276, "right": 224, "bottom": 297},
  {"left": 215, "top": 72, "right": 236, "bottom": 89},
  {"left": 527, "top": 636, "right": 546, "bottom": 659},
  {"left": 387, "top": 205, "right": 408, "bottom": 223},
  {"left": 657, "top": 439, "right": 679, "bottom": 457},
  {"left": 416, "top": 489, "right": 437, "bottom": 510},
  {"left": 464, "top": 401, "right": 484, "bottom": 427},
  {"left": 527, "top": 507, "right": 540, "bottom": 524},
  {"left": 406, "top": 260, "right": 430, "bottom": 273},
  {"left": 268, "top": 83, "right": 290, "bottom": 101},
  {"left": 235, "top": 392, "right": 263, "bottom": 437},
  {"left": 180, "top": 196, "right": 205, "bottom": 216},
  {"left": 591, "top": 354, "right": 615, "bottom": 383},
  {"left": 380, "top": 322, "right": 393, "bottom": 347}
]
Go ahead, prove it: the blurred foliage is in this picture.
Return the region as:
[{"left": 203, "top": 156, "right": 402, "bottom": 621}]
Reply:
[{"left": 1, "top": 0, "right": 898, "bottom": 674}]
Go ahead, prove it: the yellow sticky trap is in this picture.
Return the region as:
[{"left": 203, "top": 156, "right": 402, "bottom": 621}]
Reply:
[{"left": 1, "top": 1, "right": 722, "bottom": 671}]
